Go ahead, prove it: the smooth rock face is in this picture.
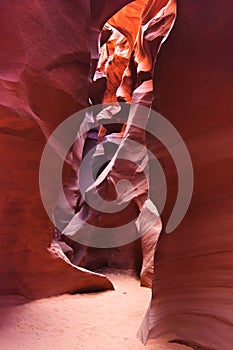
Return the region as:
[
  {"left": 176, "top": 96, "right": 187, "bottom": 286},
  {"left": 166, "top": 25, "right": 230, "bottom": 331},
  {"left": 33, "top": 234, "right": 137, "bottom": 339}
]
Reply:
[
  {"left": 0, "top": 0, "right": 137, "bottom": 299},
  {"left": 139, "top": 1, "right": 233, "bottom": 349}
]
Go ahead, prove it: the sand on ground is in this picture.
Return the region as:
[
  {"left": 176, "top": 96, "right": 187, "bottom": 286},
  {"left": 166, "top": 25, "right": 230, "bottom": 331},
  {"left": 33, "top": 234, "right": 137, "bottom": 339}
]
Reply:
[{"left": 0, "top": 273, "right": 188, "bottom": 350}]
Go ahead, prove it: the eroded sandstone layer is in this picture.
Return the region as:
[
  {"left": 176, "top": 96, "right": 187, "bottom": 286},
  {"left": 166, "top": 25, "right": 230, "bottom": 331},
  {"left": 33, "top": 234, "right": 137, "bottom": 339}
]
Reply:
[
  {"left": 1, "top": 2, "right": 232, "bottom": 348},
  {"left": 0, "top": 0, "right": 137, "bottom": 299},
  {"left": 139, "top": 1, "right": 233, "bottom": 349},
  {"left": 61, "top": 0, "right": 175, "bottom": 287}
]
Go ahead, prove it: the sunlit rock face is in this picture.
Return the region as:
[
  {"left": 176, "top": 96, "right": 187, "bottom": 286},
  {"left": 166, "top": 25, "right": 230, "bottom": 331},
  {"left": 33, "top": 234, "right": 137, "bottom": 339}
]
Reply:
[
  {"left": 97, "top": 26, "right": 131, "bottom": 103},
  {"left": 0, "top": 0, "right": 137, "bottom": 299},
  {"left": 135, "top": 0, "right": 176, "bottom": 73},
  {"left": 98, "top": 0, "right": 147, "bottom": 104},
  {"left": 109, "top": 0, "right": 147, "bottom": 50},
  {"left": 139, "top": 1, "right": 233, "bottom": 349},
  {"left": 61, "top": 0, "right": 168, "bottom": 287}
]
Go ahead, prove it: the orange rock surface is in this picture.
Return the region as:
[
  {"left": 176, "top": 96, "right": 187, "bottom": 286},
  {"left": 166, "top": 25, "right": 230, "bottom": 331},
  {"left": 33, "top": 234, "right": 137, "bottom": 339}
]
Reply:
[{"left": 1, "top": 2, "right": 232, "bottom": 350}]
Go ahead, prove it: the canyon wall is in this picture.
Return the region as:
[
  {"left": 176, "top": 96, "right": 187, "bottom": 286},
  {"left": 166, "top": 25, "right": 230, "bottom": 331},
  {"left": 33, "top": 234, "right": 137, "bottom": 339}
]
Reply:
[
  {"left": 61, "top": 0, "right": 176, "bottom": 286},
  {"left": 0, "top": 0, "right": 135, "bottom": 299},
  {"left": 1, "top": 3, "right": 232, "bottom": 349},
  {"left": 139, "top": 1, "right": 233, "bottom": 349}
]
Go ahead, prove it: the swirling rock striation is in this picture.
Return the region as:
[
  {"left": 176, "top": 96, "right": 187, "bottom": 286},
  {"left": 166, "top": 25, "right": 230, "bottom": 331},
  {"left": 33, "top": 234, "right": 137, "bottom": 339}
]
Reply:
[
  {"left": 139, "top": 1, "right": 233, "bottom": 349},
  {"left": 0, "top": 0, "right": 136, "bottom": 299}
]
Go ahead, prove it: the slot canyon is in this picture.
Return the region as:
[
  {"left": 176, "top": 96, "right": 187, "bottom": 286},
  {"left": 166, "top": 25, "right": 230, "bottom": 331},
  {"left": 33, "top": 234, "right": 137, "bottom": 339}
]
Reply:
[{"left": 0, "top": 1, "right": 232, "bottom": 349}]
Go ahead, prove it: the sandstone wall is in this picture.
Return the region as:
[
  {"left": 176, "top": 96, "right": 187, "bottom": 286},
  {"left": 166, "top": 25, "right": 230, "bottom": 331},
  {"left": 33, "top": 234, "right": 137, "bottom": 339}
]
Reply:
[
  {"left": 139, "top": 1, "right": 233, "bottom": 348},
  {"left": 0, "top": 0, "right": 135, "bottom": 299}
]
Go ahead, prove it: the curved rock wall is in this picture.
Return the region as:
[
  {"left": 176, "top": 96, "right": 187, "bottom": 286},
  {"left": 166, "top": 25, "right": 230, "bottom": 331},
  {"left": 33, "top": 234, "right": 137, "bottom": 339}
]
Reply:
[
  {"left": 1, "top": 5, "right": 232, "bottom": 348},
  {"left": 139, "top": 1, "right": 233, "bottom": 349},
  {"left": 61, "top": 0, "right": 175, "bottom": 285},
  {"left": 0, "top": 0, "right": 135, "bottom": 299}
]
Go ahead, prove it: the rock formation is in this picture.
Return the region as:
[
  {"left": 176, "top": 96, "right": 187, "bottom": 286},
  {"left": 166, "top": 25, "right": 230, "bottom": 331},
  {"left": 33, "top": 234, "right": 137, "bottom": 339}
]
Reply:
[
  {"left": 139, "top": 1, "right": 233, "bottom": 349},
  {"left": 61, "top": 0, "right": 174, "bottom": 286},
  {"left": 1, "top": 1, "right": 232, "bottom": 349},
  {"left": 0, "top": 0, "right": 136, "bottom": 299}
]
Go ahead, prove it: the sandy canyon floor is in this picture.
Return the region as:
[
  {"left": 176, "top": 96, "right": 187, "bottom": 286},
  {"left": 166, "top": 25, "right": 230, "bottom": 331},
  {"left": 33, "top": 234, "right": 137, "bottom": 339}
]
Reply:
[{"left": 0, "top": 273, "right": 188, "bottom": 350}]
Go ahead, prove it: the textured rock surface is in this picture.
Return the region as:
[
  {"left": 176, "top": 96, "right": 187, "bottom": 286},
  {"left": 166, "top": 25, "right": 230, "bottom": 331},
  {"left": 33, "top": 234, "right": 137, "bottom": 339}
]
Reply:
[
  {"left": 62, "top": 99, "right": 161, "bottom": 277},
  {"left": 60, "top": 0, "right": 164, "bottom": 287},
  {"left": 97, "top": 26, "right": 131, "bottom": 103},
  {"left": 62, "top": 0, "right": 176, "bottom": 288},
  {"left": 135, "top": 0, "right": 176, "bottom": 72},
  {"left": 2, "top": 3, "right": 232, "bottom": 348},
  {"left": 0, "top": 0, "right": 137, "bottom": 299},
  {"left": 109, "top": 0, "right": 147, "bottom": 50},
  {"left": 139, "top": 1, "right": 233, "bottom": 349}
]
